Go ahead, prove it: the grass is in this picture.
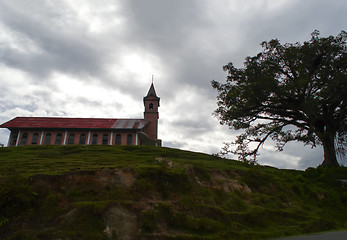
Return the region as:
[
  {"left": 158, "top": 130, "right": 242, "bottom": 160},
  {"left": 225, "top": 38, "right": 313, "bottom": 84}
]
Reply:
[
  {"left": 0, "top": 145, "right": 346, "bottom": 240},
  {"left": 0, "top": 145, "right": 247, "bottom": 177}
]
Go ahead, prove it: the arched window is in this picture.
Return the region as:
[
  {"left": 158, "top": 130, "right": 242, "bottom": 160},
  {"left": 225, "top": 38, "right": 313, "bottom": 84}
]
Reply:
[
  {"left": 11, "top": 134, "right": 18, "bottom": 146},
  {"left": 102, "top": 134, "right": 108, "bottom": 145},
  {"left": 149, "top": 103, "right": 154, "bottom": 110},
  {"left": 126, "top": 134, "right": 133, "bottom": 145},
  {"left": 92, "top": 134, "right": 98, "bottom": 144},
  {"left": 20, "top": 133, "right": 28, "bottom": 145},
  {"left": 115, "top": 134, "right": 121, "bottom": 145},
  {"left": 68, "top": 133, "right": 75, "bottom": 145},
  {"left": 55, "top": 133, "right": 62, "bottom": 145},
  {"left": 44, "top": 133, "right": 52, "bottom": 145},
  {"left": 31, "top": 133, "right": 39, "bottom": 144},
  {"left": 79, "top": 133, "right": 86, "bottom": 144}
]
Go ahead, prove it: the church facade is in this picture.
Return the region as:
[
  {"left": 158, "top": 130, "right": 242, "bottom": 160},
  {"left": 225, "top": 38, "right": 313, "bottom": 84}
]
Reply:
[{"left": 0, "top": 84, "right": 161, "bottom": 147}]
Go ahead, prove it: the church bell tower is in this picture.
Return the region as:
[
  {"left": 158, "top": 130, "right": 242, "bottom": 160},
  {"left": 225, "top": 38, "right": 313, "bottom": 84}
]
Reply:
[{"left": 143, "top": 83, "right": 160, "bottom": 140}]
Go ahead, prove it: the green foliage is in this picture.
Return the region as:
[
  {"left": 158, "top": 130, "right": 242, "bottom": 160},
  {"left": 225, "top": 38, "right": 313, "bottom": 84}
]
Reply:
[
  {"left": 212, "top": 30, "right": 347, "bottom": 166},
  {"left": 141, "top": 201, "right": 225, "bottom": 235},
  {"left": 7, "top": 230, "right": 39, "bottom": 240},
  {"left": 0, "top": 174, "right": 37, "bottom": 222},
  {"left": 60, "top": 204, "right": 108, "bottom": 240},
  {"left": 134, "top": 166, "right": 191, "bottom": 198},
  {"left": 0, "top": 217, "right": 9, "bottom": 227}
]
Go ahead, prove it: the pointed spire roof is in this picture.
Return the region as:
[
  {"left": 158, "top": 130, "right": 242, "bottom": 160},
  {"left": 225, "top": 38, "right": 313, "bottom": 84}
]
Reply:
[{"left": 145, "top": 83, "right": 158, "bottom": 98}]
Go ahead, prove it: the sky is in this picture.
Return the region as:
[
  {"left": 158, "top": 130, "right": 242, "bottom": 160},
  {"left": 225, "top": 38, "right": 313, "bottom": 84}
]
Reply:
[{"left": 0, "top": 0, "right": 346, "bottom": 170}]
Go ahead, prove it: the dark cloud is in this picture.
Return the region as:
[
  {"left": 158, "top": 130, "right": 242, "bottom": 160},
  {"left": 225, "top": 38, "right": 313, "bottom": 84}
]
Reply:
[
  {"left": 123, "top": 0, "right": 205, "bottom": 49},
  {"left": 0, "top": 1, "right": 122, "bottom": 82}
]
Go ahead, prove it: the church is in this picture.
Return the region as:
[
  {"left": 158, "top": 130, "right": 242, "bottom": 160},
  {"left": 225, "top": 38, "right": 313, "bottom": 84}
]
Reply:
[{"left": 0, "top": 83, "right": 161, "bottom": 147}]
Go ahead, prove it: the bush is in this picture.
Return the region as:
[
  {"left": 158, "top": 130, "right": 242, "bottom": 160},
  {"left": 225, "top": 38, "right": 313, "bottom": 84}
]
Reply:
[
  {"left": 135, "top": 167, "right": 191, "bottom": 198},
  {"left": 60, "top": 204, "right": 108, "bottom": 240},
  {"left": 0, "top": 176, "right": 36, "bottom": 220}
]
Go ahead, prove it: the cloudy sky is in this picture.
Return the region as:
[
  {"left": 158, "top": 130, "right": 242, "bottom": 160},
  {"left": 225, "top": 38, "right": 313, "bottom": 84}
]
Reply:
[{"left": 0, "top": 0, "right": 346, "bottom": 170}]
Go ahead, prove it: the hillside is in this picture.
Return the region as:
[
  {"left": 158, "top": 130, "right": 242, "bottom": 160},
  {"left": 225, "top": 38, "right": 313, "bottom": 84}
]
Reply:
[{"left": 0, "top": 145, "right": 346, "bottom": 240}]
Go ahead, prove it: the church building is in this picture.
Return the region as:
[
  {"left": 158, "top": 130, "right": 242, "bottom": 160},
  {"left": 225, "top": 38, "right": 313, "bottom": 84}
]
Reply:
[{"left": 0, "top": 83, "right": 161, "bottom": 147}]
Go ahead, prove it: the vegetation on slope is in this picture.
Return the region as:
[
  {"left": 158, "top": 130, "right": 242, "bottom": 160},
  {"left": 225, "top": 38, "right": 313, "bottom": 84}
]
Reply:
[{"left": 0, "top": 145, "right": 346, "bottom": 240}]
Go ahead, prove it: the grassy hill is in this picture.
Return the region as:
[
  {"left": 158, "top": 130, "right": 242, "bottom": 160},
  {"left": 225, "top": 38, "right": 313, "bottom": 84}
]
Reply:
[{"left": 0, "top": 145, "right": 346, "bottom": 240}]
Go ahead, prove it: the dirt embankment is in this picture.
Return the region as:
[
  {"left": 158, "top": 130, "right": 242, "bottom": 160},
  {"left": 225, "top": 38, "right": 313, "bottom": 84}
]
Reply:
[{"left": 23, "top": 167, "right": 251, "bottom": 240}]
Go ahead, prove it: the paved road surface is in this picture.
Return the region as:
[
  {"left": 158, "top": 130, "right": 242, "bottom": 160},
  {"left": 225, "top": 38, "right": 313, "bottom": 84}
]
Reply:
[{"left": 272, "top": 231, "right": 347, "bottom": 240}]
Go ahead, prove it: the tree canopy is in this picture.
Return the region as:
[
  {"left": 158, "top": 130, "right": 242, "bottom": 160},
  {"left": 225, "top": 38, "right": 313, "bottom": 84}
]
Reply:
[{"left": 212, "top": 31, "right": 346, "bottom": 167}]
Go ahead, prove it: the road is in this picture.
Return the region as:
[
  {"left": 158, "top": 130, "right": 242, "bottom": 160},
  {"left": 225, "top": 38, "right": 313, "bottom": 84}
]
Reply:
[{"left": 271, "top": 230, "right": 347, "bottom": 240}]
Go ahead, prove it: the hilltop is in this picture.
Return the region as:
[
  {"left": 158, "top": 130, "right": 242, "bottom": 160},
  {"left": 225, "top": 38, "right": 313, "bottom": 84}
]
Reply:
[{"left": 0, "top": 145, "right": 346, "bottom": 240}]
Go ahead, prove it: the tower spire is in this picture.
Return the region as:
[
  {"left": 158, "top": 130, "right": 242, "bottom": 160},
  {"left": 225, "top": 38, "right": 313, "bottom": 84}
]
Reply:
[{"left": 146, "top": 81, "right": 158, "bottom": 98}]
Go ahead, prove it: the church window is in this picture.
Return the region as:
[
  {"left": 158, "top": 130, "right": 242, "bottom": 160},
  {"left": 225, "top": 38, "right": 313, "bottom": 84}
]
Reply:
[
  {"left": 115, "top": 134, "right": 121, "bottom": 145},
  {"left": 68, "top": 133, "right": 75, "bottom": 145},
  {"left": 11, "top": 134, "right": 18, "bottom": 146},
  {"left": 55, "top": 133, "right": 62, "bottom": 145},
  {"left": 44, "top": 133, "right": 52, "bottom": 145},
  {"left": 32, "top": 133, "right": 39, "bottom": 144},
  {"left": 126, "top": 134, "right": 133, "bottom": 145},
  {"left": 92, "top": 134, "right": 98, "bottom": 144},
  {"left": 149, "top": 103, "right": 154, "bottom": 110},
  {"left": 20, "top": 133, "right": 28, "bottom": 145},
  {"left": 102, "top": 134, "right": 108, "bottom": 145},
  {"left": 79, "top": 133, "right": 86, "bottom": 144}
]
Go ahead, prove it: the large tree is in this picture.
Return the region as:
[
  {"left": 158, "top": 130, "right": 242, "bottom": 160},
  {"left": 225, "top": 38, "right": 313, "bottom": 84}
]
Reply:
[{"left": 212, "top": 31, "right": 346, "bottom": 167}]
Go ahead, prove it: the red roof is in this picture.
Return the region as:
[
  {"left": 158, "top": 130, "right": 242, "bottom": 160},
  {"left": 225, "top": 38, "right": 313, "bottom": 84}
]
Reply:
[{"left": 0, "top": 117, "right": 148, "bottom": 130}]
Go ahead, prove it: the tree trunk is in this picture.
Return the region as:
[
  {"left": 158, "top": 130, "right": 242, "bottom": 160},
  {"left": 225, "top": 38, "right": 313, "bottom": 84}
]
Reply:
[{"left": 321, "top": 133, "right": 339, "bottom": 167}]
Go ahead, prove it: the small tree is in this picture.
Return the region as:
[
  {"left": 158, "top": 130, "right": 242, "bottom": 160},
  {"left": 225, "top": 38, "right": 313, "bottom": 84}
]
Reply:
[{"left": 212, "top": 31, "right": 346, "bottom": 167}]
